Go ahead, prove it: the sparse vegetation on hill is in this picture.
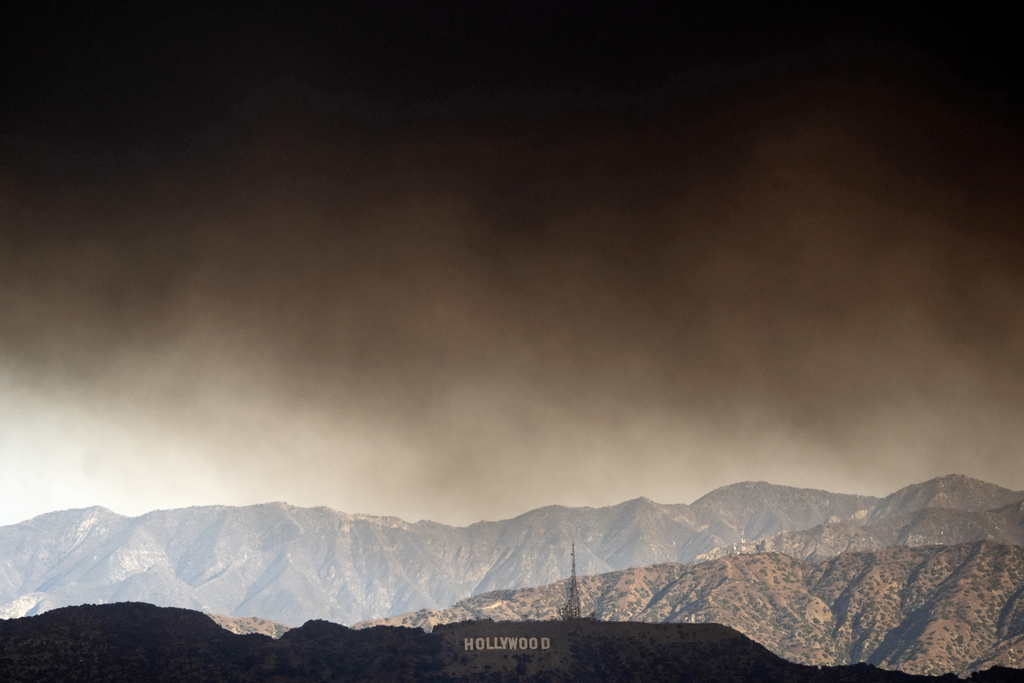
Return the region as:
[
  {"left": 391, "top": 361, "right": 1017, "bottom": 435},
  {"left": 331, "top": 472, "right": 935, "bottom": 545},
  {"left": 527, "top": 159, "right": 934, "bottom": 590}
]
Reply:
[
  {"left": 208, "top": 613, "right": 293, "bottom": 638},
  {"left": 362, "top": 542, "right": 1024, "bottom": 677}
]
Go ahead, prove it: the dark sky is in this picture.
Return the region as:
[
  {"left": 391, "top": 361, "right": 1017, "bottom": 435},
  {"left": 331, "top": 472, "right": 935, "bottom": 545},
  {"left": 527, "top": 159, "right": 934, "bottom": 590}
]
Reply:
[{"left": 1, "top": 2, "right": 1023, "bottom": 525}]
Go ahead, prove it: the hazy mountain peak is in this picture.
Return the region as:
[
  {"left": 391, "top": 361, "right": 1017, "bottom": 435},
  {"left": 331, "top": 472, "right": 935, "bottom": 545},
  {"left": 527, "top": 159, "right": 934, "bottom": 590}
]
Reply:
[
  {"left": 614, "top": 496, "right": 661, "bottom": 511},
  {"left": 688, "top": 481, "right": 877, "bottom": 542},
  {"left": 868, "top": 473, "right": 1024, "bottom": 521},
  {"left": 691, "top": 481, "right": 846, "bottom": 506},
  {"left": 24, "top": 506, "right": 122, "bottom": 524}
]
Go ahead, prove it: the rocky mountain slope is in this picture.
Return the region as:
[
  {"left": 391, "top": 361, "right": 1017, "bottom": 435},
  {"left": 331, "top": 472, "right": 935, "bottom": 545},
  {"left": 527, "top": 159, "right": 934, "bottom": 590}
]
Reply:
[
  {"left": 0, "top": 475, "right": 1020, "bottom": 626},
  {"left": 207, "top": 612, "right": 293, "bottom": 638},
  {"left": 3, "top": 602, "right": 1014, "bottom": 682},
  {"left": 362, "top": 541, "right": 1024, "bottom": 677}
]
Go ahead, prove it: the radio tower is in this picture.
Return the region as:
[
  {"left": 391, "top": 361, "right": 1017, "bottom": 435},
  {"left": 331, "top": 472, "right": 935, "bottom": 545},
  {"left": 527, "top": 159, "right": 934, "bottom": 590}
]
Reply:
[{"left": 558, "top": 541, "right": 583, "bottom": 620}]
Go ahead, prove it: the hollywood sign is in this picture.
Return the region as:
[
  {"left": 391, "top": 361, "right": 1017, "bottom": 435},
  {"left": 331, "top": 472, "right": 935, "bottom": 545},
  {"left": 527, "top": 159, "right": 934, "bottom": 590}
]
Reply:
[{"left": 464, "top": 636, "right": 552, "bottom": 651}]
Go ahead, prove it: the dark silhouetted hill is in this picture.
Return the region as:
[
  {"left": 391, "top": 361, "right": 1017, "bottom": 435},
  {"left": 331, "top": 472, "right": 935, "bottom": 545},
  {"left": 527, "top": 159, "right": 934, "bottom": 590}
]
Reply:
[{"left": 5, "top": 602, "right": 1019, "bottom": 681}]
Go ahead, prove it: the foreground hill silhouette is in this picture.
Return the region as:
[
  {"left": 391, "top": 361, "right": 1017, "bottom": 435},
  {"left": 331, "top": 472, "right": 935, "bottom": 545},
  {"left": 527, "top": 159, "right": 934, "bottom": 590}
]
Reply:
[{"left": 0, "top": 602, "right": 1020, "bottom": 681}]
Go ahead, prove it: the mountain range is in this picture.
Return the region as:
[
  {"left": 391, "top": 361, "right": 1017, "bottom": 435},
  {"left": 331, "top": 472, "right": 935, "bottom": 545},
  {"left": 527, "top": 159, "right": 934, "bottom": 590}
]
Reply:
[{"left": 2, "top": 474, "right": 1020, "bottom": 630}]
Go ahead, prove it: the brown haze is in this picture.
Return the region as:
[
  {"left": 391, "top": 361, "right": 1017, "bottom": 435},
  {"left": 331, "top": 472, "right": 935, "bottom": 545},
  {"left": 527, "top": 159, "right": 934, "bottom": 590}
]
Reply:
[{"left": 1, "top": 49, "right": 1023, "bottom": 526}]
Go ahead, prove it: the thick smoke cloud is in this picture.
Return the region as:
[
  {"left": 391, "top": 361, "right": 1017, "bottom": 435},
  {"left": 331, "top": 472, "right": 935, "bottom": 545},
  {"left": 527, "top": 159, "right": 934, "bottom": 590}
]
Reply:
[{"left": 1, "top": 55, "right": 1023, "bottom": 525}]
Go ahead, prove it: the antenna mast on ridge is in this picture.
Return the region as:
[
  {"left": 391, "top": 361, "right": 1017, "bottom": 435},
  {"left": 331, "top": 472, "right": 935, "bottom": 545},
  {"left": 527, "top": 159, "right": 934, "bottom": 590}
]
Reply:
[{"left": 558, "top": 540, "right": 583, "bottom": 620}]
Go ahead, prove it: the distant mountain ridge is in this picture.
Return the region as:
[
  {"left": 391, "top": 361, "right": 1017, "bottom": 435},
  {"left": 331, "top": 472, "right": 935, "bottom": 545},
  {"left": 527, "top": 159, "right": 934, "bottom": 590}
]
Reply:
[
  {"left": 1, "top": 474, "right": 1020, "bottom": 627},
  {"left": 363, "top": 541, "right": 1024, "bottom": 677},
  {"left": 696, "top": 498, "right": 1024, "bottom": 563}
]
